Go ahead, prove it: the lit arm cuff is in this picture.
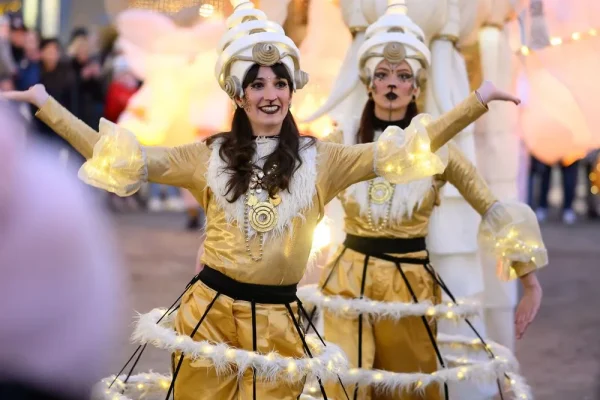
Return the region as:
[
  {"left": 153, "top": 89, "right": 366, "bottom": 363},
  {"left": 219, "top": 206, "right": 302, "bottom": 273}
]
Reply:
[
  {"left": 374, "top": 116, "right": 449, "bottom": 184},
  {"left": 478, "top": 202, "right": 548, "bottom": 280},
  {"left": 78, "top": 119, "right": 147, "bottom": 197}
]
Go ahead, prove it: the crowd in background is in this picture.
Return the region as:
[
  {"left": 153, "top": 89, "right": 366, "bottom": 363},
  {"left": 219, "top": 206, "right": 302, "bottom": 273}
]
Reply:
[
  {"left": 527, "top": 151, "right": 599, "bottom": 225},
  {"left": 0, "top": 12, "right": 206, "bottom": 230}
]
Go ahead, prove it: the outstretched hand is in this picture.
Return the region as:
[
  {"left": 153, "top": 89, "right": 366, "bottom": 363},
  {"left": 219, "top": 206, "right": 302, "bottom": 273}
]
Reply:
[
  {"left": 2, "top": 84, "right": 50, "bottom": 109},
  {"left": 476, "top": 80, "right": 521, "bottom": 106},
  {"left": 515, "top": 274, "right": 542, "bottom": 339}
]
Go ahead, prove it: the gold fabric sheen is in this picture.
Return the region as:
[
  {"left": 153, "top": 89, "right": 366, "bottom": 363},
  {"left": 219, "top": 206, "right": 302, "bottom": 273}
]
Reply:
[
  {"left": 317, "top": 93, "right": 528, "bottom": 399},
  {"left": 36, "top": 97, "right": 376, "bottom": 286},
  {"left": 173, "top": 280, "right": 307, "bottom": 399},
  {"left": 319, "top": 144, "right": 495, "bottom": 400},
  {"left": 341, "top": 143, "right": 496, "bottom": 239},
  {"left": 35, "top": 98, "right": 430, "bottom": 399},
  {"left": 35, "top": 93, "right": 540, "bottom": 399},
  {"left": 320, "top": 250, "right": 442, "bottom": 400}
]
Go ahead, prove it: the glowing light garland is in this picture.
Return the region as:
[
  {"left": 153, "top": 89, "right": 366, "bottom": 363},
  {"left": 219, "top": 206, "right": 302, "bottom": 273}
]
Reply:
[
  {"left": 132, "top": 308, "right": 349, "bottom": 382},
  {"left": 518, "top": 28, "right": 599, "bottom": 56},
  {"left": 297, "top": 285, "right": 481, "bottom": 321}
]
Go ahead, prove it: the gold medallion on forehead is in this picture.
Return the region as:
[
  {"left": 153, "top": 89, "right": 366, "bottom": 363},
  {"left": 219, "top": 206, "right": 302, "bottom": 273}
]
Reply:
[{"left": 383, "top": 42, "right": 406, "bottom": 64}]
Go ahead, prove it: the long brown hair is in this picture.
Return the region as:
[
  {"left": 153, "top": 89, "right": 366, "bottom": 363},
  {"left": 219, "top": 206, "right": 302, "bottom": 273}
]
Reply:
[
  {"left": 356, "top": 98, "right": 418, "bottom": 144},
  {"left": 207, "top": 63, "right": 315, "bottom": 203}
]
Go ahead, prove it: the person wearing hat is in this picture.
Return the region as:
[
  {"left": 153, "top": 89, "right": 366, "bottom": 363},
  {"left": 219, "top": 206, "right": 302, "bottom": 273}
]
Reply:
[
  {"left": 8, "top": 13, "right": 26, "bottom": 65},
  {"left": 2, "top": 0, "right": 518, "bottom": 398},
  {"left": 305, "top": 1, "right": 546, "bottom": 399}
]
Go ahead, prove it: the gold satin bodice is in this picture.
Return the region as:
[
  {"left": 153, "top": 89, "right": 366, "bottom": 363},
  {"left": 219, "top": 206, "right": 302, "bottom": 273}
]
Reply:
[
  {"left": 340, "top": 143, "right": 496, "bottom": 238},
  {"left": 326, "top": 93, "right": 495, "bottom": 238},
  {"left": 35, "top": 98, "right": 378, "bottom": 285}
]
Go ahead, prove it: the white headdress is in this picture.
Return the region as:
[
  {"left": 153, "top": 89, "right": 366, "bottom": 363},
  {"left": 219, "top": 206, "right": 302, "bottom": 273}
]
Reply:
[
  {"left": 302, "top": 0, "right": 429, "bottom": 125},
  {"left": 214, "top": 0, "right": 308, "bottom": 100},
  {"left": 357, "top": 0, "right": 431, "bottom": 87}
]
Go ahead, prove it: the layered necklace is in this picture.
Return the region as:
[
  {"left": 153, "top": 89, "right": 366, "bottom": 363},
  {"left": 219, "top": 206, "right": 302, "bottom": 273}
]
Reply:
[
  {"left": 367, "top": 179, "right": 395, "bottom": 232},
  {"left": 364, "top": 115, "right": 409, "bottom": 232},
  {"left": 244, "top": 163, "right": 280, "bottom": 261}
]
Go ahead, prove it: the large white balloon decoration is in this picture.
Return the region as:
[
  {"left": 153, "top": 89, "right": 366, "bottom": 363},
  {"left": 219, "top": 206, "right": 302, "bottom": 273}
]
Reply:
[{"left": 518, "top": 0, "right": 600, "bottom": 165}]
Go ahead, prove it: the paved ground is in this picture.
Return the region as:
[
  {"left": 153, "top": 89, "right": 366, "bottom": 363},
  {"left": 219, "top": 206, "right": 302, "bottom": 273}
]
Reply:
[{"left": 108, "top": 211, "right": 600, "bottom": 399}]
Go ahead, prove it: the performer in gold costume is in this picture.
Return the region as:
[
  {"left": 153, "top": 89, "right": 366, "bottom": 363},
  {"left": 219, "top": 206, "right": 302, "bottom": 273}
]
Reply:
[
  {"left": 299, "top": 2, "right": 547, "bottom": 400},
  {"left": 3, "top": 1, "right": 530, "bottom": 399}
]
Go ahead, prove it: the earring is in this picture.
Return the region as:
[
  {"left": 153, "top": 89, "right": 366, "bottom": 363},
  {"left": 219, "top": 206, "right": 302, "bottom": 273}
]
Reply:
[
  {"left": 289, "top": 102, "right": 292, "bottom": 109},
  {"left": 411, "top": 95, "right": 416, "bottom": 103},
  {"left": 368, "top": 92, "right": 373, "bottom": 99},
  {"left": 238, "top": 96, "right": 248, "bottom": 110}
]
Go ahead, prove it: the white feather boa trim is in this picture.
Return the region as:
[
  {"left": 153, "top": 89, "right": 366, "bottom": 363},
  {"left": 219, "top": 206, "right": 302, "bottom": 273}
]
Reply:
[
  {"left": 206, "top": 137, "right": 317, "bottom": 238},
  {"left": 131, "top": 308, "right": 348, "bottom": 383},
  {"left": 334, "top": 333, "right": 531, "bottom": 400},
  {"left": 297, "top": 285, "right": 481, "bottom": 320},
  {"left": 94, "top": 372, "right": 324, "bottom": 400},
  {"left": 93, "top": 372, "right": 170, "bottom": 400}
]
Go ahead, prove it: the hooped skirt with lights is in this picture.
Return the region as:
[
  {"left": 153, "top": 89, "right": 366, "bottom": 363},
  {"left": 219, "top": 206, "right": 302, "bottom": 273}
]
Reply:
[
  {"left": 299, "top": 235, "right": 532, "bottom": 400},
  {"left": 94, "top": 266, "right": 352, "bottom": 400}
]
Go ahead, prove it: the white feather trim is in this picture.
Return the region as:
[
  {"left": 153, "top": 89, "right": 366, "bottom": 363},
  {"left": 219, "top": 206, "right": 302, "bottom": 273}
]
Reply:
[
  {"left": 336, "top": 333, "right": 531, "bottom": 399},
  {"left": 93, "top": 310, "right": 531, "bottom": 400},
  {"left": 206, "top": 137, "right": 317, "bottom": 238},
  {"left": 95, "top": 372, "right": 330, "bottom": 400},
  {"left": 337, "top": 359, "right": 525, "bottom": 399},
  {"left": 297, "top": 285, "right": 480, "bottom": 321},
  {"left": 131, "top": 308, "right": 348, "bottom": 383},
  {"left": 93, "top": 372, "right": 170, "bottom": 400},
  {"left": 341, "top": 128, "right": 433, "bottom": 225}
]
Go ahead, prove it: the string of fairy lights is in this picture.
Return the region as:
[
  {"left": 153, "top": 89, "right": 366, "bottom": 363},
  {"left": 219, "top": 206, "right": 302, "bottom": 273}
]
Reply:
[
  {"left": 127, "top": 0, "right": 222, "bottom": 15},
  {"left": 518, "top": 27, "right": 598, "bottom": 56}
]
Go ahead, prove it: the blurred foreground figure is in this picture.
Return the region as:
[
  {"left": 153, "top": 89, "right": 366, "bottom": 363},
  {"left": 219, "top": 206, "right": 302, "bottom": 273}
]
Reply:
[{"left": 0, "top": 103, "right": 126, "bottom": 400}]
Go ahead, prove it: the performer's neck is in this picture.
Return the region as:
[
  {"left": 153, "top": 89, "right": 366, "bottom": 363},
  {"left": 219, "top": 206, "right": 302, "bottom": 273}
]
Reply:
[
  {"left": 373, "top": 105, "right": 407, "bottom": 122},
  {"left": 372, "top": 113, "right": 411, "bottom": 132}
]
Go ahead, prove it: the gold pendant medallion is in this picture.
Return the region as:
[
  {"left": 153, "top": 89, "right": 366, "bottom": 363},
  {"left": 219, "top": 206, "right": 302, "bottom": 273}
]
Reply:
[
  {"left": 369, "top": 180, "right": 394, "bottom": 204},
  {"left": 249, "top": 200, "right": 278, "bottom": 232}
]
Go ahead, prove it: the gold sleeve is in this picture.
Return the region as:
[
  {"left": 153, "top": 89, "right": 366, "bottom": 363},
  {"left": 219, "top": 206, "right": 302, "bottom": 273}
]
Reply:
[
  {"left": 36, "top": 96, "right": 208, "bottom": 195},
  {"left": 428, "top": 92, "right": 488, "bottom": 152},
  {"left": 317, "top": 141, "right": 375, "bottom": 204},
  {"left": 36, "top": 96, "right": 99, "bottom": 159},
  {"left": 442, "top": 143, "right": 497, "bottom": 216},
  {"left": 144, "top": 143, "right": 208, "bottom": 188},
  {"left": 443, "top": 146, "right": 548, "bottom": 279}
]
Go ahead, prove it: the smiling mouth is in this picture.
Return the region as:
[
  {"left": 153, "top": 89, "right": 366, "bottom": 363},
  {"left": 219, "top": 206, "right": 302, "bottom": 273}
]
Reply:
[
  {"left": 385, "top": 92, "right": 398, "bottom": 101},
  {"left": 259, "top": 105, "right": 281, "bottom": 114}
]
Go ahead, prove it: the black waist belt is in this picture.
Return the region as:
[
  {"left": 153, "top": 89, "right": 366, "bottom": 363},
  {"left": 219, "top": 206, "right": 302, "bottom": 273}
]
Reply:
[
  {"left": 343, "top": 234, "right": 428, "bottom": 264},
  {"left": 196, "top": 266, "right": 298, "bottom": 304}
]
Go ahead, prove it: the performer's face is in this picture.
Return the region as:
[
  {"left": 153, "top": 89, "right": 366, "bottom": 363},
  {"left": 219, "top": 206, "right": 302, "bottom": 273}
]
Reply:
[
  {"left": 240, "top": 66, "right": 292, "bottom": 135},
  {"left": 370, "top": 60, "right": 418, "bottom": 119}
]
